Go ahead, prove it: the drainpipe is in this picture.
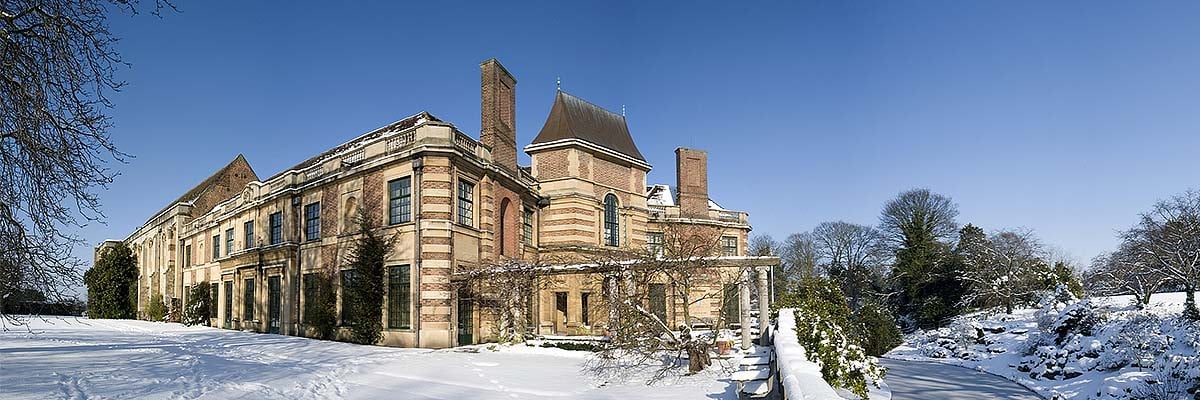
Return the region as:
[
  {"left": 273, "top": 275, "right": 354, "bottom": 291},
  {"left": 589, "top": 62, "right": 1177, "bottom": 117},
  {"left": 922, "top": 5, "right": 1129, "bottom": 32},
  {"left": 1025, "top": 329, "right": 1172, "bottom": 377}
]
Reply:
[{"left": 413, "top": 157, "right": 424, "bottom": 348}]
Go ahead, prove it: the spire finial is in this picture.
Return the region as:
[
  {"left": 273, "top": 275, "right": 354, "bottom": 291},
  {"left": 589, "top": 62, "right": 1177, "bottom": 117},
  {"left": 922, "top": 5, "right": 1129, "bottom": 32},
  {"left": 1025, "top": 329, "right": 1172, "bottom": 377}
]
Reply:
[
  {"left": 622, "top": 104, "right": 626, "bottom": 117},
  {"left": 556, "top": 76, "right": 561, "bottom": 91}
]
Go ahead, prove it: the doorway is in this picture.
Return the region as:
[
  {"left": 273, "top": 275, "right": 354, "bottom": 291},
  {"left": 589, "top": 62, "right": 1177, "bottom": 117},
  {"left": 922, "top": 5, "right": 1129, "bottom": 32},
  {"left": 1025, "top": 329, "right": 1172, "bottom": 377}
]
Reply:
[{"left": 457, "top": 289, "right": 473, "bottom": 346}]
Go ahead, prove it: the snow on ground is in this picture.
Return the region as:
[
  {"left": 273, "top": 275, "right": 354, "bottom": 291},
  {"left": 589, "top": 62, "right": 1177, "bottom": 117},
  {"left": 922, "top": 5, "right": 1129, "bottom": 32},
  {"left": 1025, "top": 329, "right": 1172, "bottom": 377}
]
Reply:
[
  {"left": 887, "top": 292, "right": 1198, "bottom": 400},
  {"left": 0, "top": 317, "right": 743, "bottom": 399}
]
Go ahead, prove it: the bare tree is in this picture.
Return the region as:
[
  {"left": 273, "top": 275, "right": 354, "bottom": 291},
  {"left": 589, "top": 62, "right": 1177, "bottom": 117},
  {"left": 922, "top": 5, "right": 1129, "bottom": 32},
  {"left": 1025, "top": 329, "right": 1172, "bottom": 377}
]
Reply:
[
  {"left": 961, "top": 229, "right": 1050, "bottom": 314},
  {"left": 878, "top": 188, "right": 960, "bottom": 246},
  {"left": 779, "top": 232, "right": 818, "bottom": 281},
  {"left": 1123, "top": 189, "right": 1200, "bottom": 319},
  {"left": 591, "top": 224, "right": 744, "bottom": 380},
  {"left": 1085, "top": 244, "right": 1166, "bottom": 308},
  {"left": 1, "top": 0, "right": 173, "bottom": 323},
  {"left": 810, "top": 221, "right": 889, "bottom": 308},
  {"left": 461, "top": 258, "right": 560, "bottom": 343}
]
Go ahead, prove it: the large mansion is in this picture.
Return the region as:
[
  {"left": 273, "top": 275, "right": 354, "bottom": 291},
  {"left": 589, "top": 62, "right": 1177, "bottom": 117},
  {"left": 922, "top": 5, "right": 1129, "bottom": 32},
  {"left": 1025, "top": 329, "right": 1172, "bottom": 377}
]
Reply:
[{"left": 97, "top": 59, "right": 775, "bottom": 348}]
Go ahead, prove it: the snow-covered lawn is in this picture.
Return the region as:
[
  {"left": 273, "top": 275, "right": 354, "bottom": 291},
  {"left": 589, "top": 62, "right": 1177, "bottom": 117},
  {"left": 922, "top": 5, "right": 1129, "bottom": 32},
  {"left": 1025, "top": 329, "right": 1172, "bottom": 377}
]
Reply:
[
  {"left": 887, "top": 292, "right": 1199, "bottom": 400},
  {"left": 0, "top": 318, "right": 741, "bottom": 399}
]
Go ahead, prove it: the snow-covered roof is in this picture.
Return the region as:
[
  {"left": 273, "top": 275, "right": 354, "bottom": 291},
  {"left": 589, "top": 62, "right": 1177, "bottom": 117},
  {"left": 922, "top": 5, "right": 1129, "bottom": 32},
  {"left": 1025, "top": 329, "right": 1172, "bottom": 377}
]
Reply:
[
  {"left": 645, "top": 184, "right": 675, "bottom": 207},
  {"left": 645, "top": 184, "right": 728, "bottom": 211}
]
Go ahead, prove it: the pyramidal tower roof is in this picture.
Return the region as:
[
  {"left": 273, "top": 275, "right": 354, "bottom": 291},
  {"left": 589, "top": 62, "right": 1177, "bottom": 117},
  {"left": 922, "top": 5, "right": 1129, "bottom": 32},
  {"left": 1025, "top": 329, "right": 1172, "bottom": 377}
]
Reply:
[{"left": 530, "top": 91, "right": 646, "bottom": 162}]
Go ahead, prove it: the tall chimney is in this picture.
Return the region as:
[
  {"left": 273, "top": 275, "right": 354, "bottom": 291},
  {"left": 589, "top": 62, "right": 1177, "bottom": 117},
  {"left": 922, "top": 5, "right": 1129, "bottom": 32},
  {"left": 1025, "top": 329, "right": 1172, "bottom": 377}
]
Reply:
[
  {"left": 480, "top": 59, "right": 518, "bottom": 172},
  {"left": 676, "top": 148, "right": 709, "bottom": 218}
]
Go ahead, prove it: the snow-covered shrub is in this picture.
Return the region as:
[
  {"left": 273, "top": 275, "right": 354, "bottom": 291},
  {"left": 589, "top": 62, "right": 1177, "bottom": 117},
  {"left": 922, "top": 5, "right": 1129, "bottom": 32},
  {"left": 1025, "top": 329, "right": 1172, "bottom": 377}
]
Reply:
[
  {"left": 793, "top": 307, "right": 885, "bottom": 399},
  {"left": 1029, "top": 287, "right": 1105, "bottom": 349},
  {"left": 1096, "top": 313, "right": 1168, "bottom": 371},
  {"left": 1132, "top": 355, "right": 1199, "bottom": 400}
]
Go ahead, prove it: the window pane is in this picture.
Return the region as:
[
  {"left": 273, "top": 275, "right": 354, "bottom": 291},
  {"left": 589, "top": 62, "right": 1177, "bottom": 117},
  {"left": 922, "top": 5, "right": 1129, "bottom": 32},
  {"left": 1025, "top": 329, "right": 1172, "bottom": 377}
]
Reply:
[
  {"left": 244, "top": 220, "right": 254, "bottom": 249},
  {"left": 457, "top": 180, "right": 474, "bottom": 226},
  {"left": 270, "top": 212, "right": 283, "bottom": 245},
  {"left": 305, "top": 203, "right": 321, "bottom": 241},
  {"left": 522, "top": 209, "right": 533, "bottom": 246},
  {"left": 389, "top": 177, "right": 412, "bottom": 225},
  {"left": 225, "top": 229, "right": 233, "bottom": 255}
]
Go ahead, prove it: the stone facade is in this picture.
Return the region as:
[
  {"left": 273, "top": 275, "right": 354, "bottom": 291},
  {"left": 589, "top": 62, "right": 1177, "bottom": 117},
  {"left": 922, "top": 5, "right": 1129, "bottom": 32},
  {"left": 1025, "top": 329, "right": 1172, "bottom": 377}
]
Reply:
[{"left": 103, "top": 59, "right": 763, "bottom": 348}]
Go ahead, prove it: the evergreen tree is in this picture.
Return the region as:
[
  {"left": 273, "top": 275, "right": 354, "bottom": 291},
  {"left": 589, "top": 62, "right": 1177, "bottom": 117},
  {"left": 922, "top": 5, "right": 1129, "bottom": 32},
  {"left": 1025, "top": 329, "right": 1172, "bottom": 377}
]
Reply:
[
  {"left": 342, "top": 206, "right": 395, "bottom": 345},
  {"left": 83, "top": 243, "right": 138, "bottom": 319},
  {"left": 183, "top": 282, "right": 212, "bottom": 326},
  {"left": 880, "top": 189, "right": 962, "bottom": 328},
  {"left": 146, "top": 293, "right": 166, "bottom": 321},
  {"left": 304, "top": 269, "right": 339, "bottom": 340}
]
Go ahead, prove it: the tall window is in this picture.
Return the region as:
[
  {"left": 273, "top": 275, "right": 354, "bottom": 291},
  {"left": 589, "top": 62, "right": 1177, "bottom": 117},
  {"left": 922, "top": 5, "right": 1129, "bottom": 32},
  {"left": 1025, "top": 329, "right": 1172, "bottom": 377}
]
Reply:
[
  {"left": 388, "top": 265, "right": 411, "bottom": 329},
  {"left": 184, "top": 244, "right": 192, "bottom": 267},
  {"left": 244, "top": 220, "right": 255, "bottom": 249},
  {"left": 457, "top": 179, "right": 474, "bottom": 226},
  {"left": 243, "top": 278, "right": 255, "bottom": 321},
  {"left": 269, "top": 212, "right": 283, "bottom": 245},
  {"left": 722, "top": 236, "right": 738, "bottom": 256},
  {"left": 302, "top": 273, "right": 318, "bottom": 323},
  {"left": 340, "top": 269, "right": 358, "bottom": 326},
  {"left": 388, "top": 177, "right": 412, "bottom": 224},
  {"left": 223, "top": 281, "right": 232, "bottom": 326},
  {"left": 522, "top": 208, "right": 534, "bottom": 246},
  {"left": 210, "top": 284, "right": 219, "bottom": 323},
  {"left": 647, "top": 232, "right": 664, "bottom": 257},
  {"left": 340, "top": 267, "right": 357, "bottom": 324},
  {"left": 225, "top": 228, "right": 234, "bottom": 256},
  {"left": 212, "top": 234, "right": 220, "bottom": 260},
  {"left": 304, "top": 202, "right": 321, "bottom": 241},
  {"left": 603, "top": 194, "right": 619, "bottom": 247}
]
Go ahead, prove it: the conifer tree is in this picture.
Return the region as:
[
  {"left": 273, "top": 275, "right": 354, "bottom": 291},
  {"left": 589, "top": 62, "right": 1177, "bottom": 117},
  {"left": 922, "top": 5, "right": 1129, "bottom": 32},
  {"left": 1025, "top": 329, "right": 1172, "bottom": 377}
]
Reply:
[
  {"left": 342, "top": 205, "right": 394, "bottom": 345},
  {"left": 83, "top": 243, "right": 138, "bottom": 319}
]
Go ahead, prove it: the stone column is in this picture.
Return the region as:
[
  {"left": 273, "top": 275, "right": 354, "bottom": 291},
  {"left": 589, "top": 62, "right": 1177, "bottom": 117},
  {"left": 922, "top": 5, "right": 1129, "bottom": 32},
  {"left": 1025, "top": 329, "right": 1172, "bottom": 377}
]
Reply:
[
  {"left": 740, "top": 268, "right": 752, "bottom": 350},
  {"left": 757, "top": 266, "right": 771, "bottom": 345}
]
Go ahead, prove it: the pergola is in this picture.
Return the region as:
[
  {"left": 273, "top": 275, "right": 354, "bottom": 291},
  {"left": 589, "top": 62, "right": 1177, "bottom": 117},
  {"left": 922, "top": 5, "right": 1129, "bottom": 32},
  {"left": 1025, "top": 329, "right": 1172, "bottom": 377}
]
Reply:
[{"left": 475, "top": 255, "right": 781, "bottom": 349}]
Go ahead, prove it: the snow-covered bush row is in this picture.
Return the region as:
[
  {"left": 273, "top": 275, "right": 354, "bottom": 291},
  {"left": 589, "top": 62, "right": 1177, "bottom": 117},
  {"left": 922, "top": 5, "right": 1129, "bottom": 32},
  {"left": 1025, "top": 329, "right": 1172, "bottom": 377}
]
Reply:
[
  {"left": 890, "top": 291, "right": 1199, "bottom": 399},
  {"left": 775, "top": 308, "right": 842, "bottom": 400}
]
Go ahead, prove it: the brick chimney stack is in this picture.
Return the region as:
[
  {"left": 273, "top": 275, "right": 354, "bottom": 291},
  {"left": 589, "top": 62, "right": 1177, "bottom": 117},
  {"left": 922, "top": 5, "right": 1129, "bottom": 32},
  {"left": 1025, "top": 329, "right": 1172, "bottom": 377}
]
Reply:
[
  {"left": 676, "top": 148, "right": 709, "bottom": 218},
  {"left": 480, "top": 58, "right": 518, "bottom": 172}
]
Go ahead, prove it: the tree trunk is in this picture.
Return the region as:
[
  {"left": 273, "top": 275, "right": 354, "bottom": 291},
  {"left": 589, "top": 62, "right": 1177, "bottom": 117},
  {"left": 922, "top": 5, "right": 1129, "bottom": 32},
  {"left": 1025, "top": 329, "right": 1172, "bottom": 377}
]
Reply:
[
  {"left": 1184, "top": 287, "right": 1199, "bottom": 320},
  {"left": 686, "top": 343, "right": 711, "bottom": 373}
]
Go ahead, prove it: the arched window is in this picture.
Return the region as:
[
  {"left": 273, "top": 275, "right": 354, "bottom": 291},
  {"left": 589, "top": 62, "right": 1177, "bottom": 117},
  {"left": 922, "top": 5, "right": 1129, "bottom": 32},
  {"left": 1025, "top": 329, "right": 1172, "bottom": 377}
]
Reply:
[
  {"left": 499, "top": 198, "right": 511, "bottom": 256},
  {"left": 603, "top": 194, "right": 619, "bottom": 247}
]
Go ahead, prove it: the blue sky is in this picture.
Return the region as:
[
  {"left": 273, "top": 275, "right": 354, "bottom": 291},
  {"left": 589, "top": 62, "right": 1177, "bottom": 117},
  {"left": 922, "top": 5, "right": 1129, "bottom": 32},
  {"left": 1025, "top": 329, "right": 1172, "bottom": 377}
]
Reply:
[{"left": 82, "top": 0, "right": 1200, "bottom": 268}]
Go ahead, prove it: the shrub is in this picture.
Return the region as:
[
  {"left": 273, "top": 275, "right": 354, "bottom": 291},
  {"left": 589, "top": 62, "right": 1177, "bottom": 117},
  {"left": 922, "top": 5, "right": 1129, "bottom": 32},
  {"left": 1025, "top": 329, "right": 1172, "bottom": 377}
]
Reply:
[
  {"left": 182, "top": 282, "right": 212, "bottom": 326},
  {"left": 854, "top": 300, "right": 903, "bottom": 356},
  {"left": 146, "top": 293, "right": 166, "bottom": 322},
  {"left": 793, "top": 307, "right": 886, "bottom": 399},
  {"left": 779, "top": 276, "right": 885, "bottom": 398}
]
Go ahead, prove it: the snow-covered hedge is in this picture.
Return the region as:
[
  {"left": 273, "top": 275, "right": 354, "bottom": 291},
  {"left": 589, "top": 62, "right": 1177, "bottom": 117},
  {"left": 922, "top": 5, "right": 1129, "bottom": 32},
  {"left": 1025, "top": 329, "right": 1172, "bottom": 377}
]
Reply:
[{"left": 776, "top": 308, "right": 843, "bottom": 400}]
